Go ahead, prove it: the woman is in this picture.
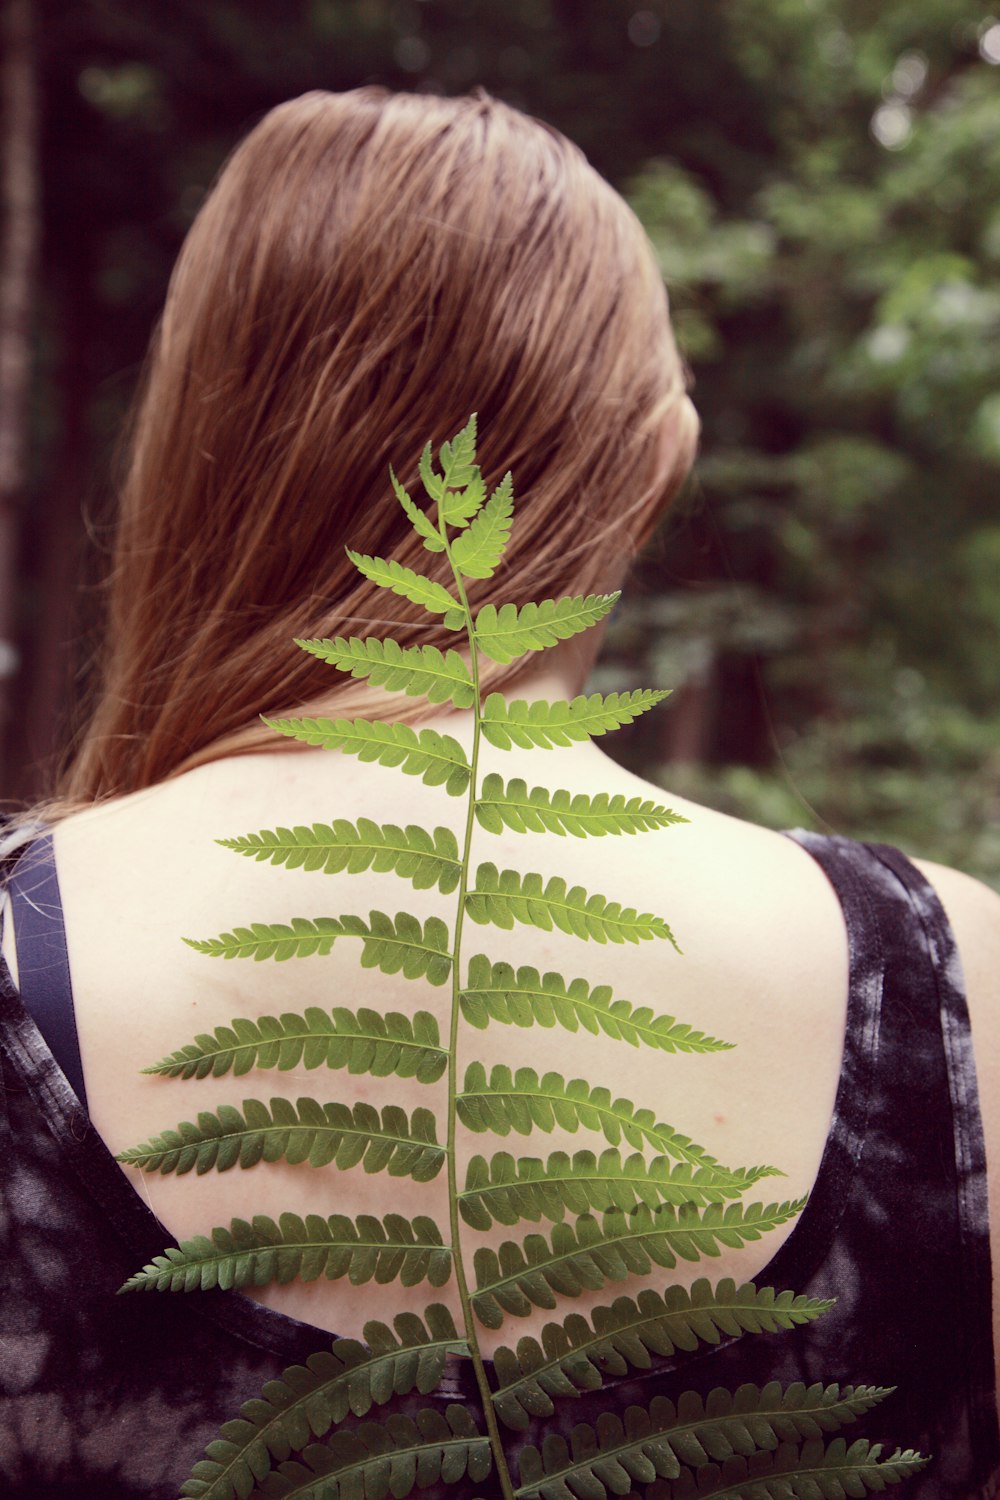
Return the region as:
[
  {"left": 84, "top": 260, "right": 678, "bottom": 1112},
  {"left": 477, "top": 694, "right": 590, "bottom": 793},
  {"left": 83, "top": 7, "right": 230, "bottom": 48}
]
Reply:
[{"left": 1, "top": 89, "right": 997, "bottom": 1497}]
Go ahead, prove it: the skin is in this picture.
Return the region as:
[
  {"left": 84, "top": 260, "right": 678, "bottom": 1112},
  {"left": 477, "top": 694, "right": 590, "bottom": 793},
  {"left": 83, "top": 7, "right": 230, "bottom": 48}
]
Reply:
[{"left": 4, "top": 645, "right": 999, "bottom": 1393}]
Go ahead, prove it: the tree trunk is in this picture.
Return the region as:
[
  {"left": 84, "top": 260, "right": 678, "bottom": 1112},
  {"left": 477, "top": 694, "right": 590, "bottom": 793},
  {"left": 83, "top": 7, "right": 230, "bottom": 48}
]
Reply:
[{"left": 0, "top": 0, "right": 39, "bottom": 796}]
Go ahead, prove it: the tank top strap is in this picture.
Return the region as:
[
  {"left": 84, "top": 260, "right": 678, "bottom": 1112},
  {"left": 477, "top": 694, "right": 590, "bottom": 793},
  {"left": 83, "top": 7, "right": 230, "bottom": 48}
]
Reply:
[
  {"left": 787, "top": 829, "right": 999, "bottom": 1474},
  {"left": 4, "top": 832, "right": 88, "bottom": 1111}
]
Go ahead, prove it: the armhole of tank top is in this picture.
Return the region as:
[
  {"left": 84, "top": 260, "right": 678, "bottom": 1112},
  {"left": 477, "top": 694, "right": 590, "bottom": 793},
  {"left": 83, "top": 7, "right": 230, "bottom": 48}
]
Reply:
[
  {"left": 739, "top": 829, "right": 886, "bottom": 1297},
  {"left": 864, "top": 842, "right": 1000, "bottom": 1471}
]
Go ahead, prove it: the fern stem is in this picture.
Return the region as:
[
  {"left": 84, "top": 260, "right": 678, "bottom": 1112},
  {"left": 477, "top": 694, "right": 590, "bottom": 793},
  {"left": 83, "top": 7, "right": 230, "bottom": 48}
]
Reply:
[{"left": 442, "top": 522, "right": 518, "bottom": 1500}]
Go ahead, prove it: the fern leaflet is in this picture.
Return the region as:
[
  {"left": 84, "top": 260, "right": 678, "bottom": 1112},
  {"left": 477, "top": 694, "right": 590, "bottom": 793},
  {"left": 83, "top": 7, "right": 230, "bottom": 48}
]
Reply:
[
  {"left": 179, "top": 1308, "right": 473, "bottom": 1500},
  {"left": 116, "top": 1097, "right": 444, "bottom": 1178},
  {"left": 390, "top": 467, "right": 445, "bottom": 553},
  {"left": 459, "top": 956, "right": 733, "bottom": 1051},
  {"left": 345, "top": 550, "right": 463, "bottom": 624},
  {"left": 262, "top": 717, "right": 470, "bottom": 795},
  {"left": 490, "top": 1280, "right": 836, "bottom": 1429},
  {"left": 450, "top": 471, "right": 514, "bottom": 579},
  {"left": 480, "top": 690, "right": 670, "bottom": 749},
  {"left": 513, "top": 1384, "right": 895, "bottom": 1500},
  {"left": 474, "top": 594, "right": 620, "bottom": 665},
  {"left": 120, "top": 1210, "right": 451, "bottom": 1293},
  {"left": 143, "top": 1005, "right": 446, "bottom": 1083},
  {"left": 475, "top": 775, "right": 687, "bottom": 837},
  {"left": 457, "top": 1063, "right": 778, "bottom": 1183},
  {"left": 651, "top": 1438, "right": 929, "bottom": 1498},
  {"left": 470, "top": 1202, "right": 810, "bottom": 1326},
  {"left": 184, "top": 911, "right": 452, "bottom": 983},
  {"left": 459, "top": 1149, "right": 777, "bottom": 1230},
  {"left": 294, "top": 635, "right": 476, "bottom": 708},
  {"left": 217, "top": 819, "right": 462, "bottom": 893},
  {"left": 466, "top": 862, "right": 680, "bottom": 947}
]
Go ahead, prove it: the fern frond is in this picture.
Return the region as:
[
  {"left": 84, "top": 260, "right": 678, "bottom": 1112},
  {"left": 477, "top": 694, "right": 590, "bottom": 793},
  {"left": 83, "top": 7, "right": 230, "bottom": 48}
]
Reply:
[
  {"left": 474, "top": 594, "right": 620, "bottom": 666},
  {"left": 475, "top": 776, "right": 687, "bottom": 838},
  {"left": 120, "top": 1210, "right": 451, "bottom": 1293},
  {"left": 465, "top": 863, "right": 679, "bottom": 948},
  {"left": 262, "top": 717, "right": 470, "bottom": 797},
  {"left": 390, "top": 468, "right": 445, "bottom": 553},
  {"left": 459, "top": 1149, "right": 777, "bottom": 1230},
  {"left": 217, "top": 820, "right": 462, "bottom": 894},
  {"left": 514, "top": 1384, "right": 896, "bottom": 1500},
  {"left": 650, "top": 1438, "right": 929, "bottom": 1499},
  {"left": 490, "top": 1279, "right": 835, "bottom": 1429},
  {"left": 450, "top": 471, "right": 514, "bottom": 579},
  {"left": 480, "top": 689, "right": 670, "bottom": 750},
  {"left": 457, "top": 1064, "right": 778, "bottom": 1184},
  {"left": 345, "top": 551, "right": 462, "bottom": 625},
  {"left": 294, "top": 636, "right": 475, "bottom": 708},
  {"left": 116, "top": 1097, "right": 444, "bottom": 1179},
  {"left": 460, "top": 956, "right": 733, "bottom": 1052},
  {"left": 471, "top": 1201, "right": 809, "bottom": 1325},
  {"left": 143, "top": 1006, "right": 447, "bottom": 1083},
  {"left": 245, "top": 1403, "right": 489, "bottom": 1500},
  {"left": 178, "top": 1306, "right": 467, "bottom": 1500},
  {"left": 439, "top": 413, "right": 478, "bottom": 485},
  {"left": 184, "top": 911, "right": 452, "bottom": 984}
]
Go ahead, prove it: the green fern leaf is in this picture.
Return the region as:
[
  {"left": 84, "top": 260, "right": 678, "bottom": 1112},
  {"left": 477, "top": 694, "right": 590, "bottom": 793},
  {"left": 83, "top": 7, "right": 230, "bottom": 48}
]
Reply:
[
  {"left": 262, "top": 718, "right": 470, "bottom": 796},
  {"left": 465, "top": 863, "right": 679, "bottom": 948},
  {"left": 439, "top": 413, "right": 478, "bottom": 484},
  {"left": 142, "top": 1006, "right": 446, "bottom": 1084},
  {"left": 459, "top": 1149, "right": 776, "bottom": 1231},
  {"left": 217, "top": 820, "right": 462, "bottom": 894},
  {"left": 450, "top": 471, "right": 514, "bottom": 579},
  {"left": 459, "top": 956, "right": 732, "bottom": 1052},
  {"left": 178, "top": 1306, "right": 467, "bottom": 1500},
  {"left": 245, "top": 1402, "right": 490, "bottom": 1500},
  {"left": 514, "top": 1384, "right": 896, "bottom": 1500},
  {"left": 475, "top": 776, "right": 687, "bottom": 838},
  {"left": 184, "top": 911, "right": 452, "bottom": 984},
  {"left": 389, "top": 468, "right": 445, "bottom": 553},
  {"left": 457, "top": 1064, "right": 779, "bottom": 1186},
  {"left": 116, "top": 1097, "right": 444, "bottom": 1179},
  {"left": 294, "top": 636, "right": 475, "bottom": 708},
  {"left": 470, "top": 1201, "right": 809, "bottom": 1326},
  {"left": 490, "top": 1279, "right": 835, "bottom": 1429},
  {"left": 474, "top": 594, "right": 620, "bottom": 666},
  {"left": 651, "top": 1437, "right": 929, "bottom": 1499},
  {"left": 120, "top": 1210, "right": 451, "bottom": 1293},
  {"left": 345, "top": 551, "right": 463, "bottom": 626},
  {"left": 480, "top": 689, "right": 671, "bottom": 750}
]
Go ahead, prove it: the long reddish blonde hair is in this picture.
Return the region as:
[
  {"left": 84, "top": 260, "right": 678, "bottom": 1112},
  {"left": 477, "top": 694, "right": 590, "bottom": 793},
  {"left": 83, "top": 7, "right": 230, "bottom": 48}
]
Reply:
[{"left": 61, "top": 88, "right": 697, "bottom": 805}]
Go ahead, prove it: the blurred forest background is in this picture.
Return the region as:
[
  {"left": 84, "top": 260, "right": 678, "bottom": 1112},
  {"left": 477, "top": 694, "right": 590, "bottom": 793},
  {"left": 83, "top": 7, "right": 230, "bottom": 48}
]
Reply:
[{"left": 1, "top": 0, "right": 998, "bottom": 885}]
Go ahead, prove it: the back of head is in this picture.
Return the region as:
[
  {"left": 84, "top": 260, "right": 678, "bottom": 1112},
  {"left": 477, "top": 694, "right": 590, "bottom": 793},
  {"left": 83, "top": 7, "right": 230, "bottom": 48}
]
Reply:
[{"left": 63, "top": 88, "right": 696, "bottom": 804}]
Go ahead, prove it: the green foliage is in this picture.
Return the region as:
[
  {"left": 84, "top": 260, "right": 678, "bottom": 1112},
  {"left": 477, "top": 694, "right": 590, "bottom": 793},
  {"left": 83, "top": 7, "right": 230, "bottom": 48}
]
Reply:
[
  {"left": 459, "top": 956, "right": 733, "bottom": 1053},
  {"left": 650, "top": 1439, "right": 928, "bottom": 1497},
  {"left": 120, "top": 1211, "right": 451, "bottom": 1293},
  {"left": 451, "top": 472, "right": 515, "bottom": 579},
  {"left": 118, "top": 428, "right": 924, "bottom": 1499},
  {"left": 470, "top": 1202, "right": 810, "bottom": 1328},
  {"left": 515, "top": 1384, "right": 896, "bottom": 1500},
  {"left": 118, "top": 1097, "right": 443, "bottom": 1179},
  {"left": 480, "top": 690, "right": 671, "bottom": 749},
  {"left": 475, "top": 777, "right": 686, "bottom": 838},
  {"left": 218, "top": 819, "right": 462, "bottom": 893},
  {"left": 143, "top": 1005, "right": 446, "bottom": 1083},
  {"left": 490, "top": 1281, "right": 836, "bottom": 1430},
  {"left": 474, "top": 594, "right": 620, "bottom": 665},
  {"left": 294, "top": 636, "right": 476, "bottom": 708},
  {"left": 185, "top": 911, "right": 452, "bottom": 983},
  {"left": 178, "top": 1308, "right": 468, "bottom": 1500},
  {"left": 465, "top": 864, "right": 680, "bottom": 947},
  {"left": 263, "top": 718, "right": 470, "bottom": 797}
]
